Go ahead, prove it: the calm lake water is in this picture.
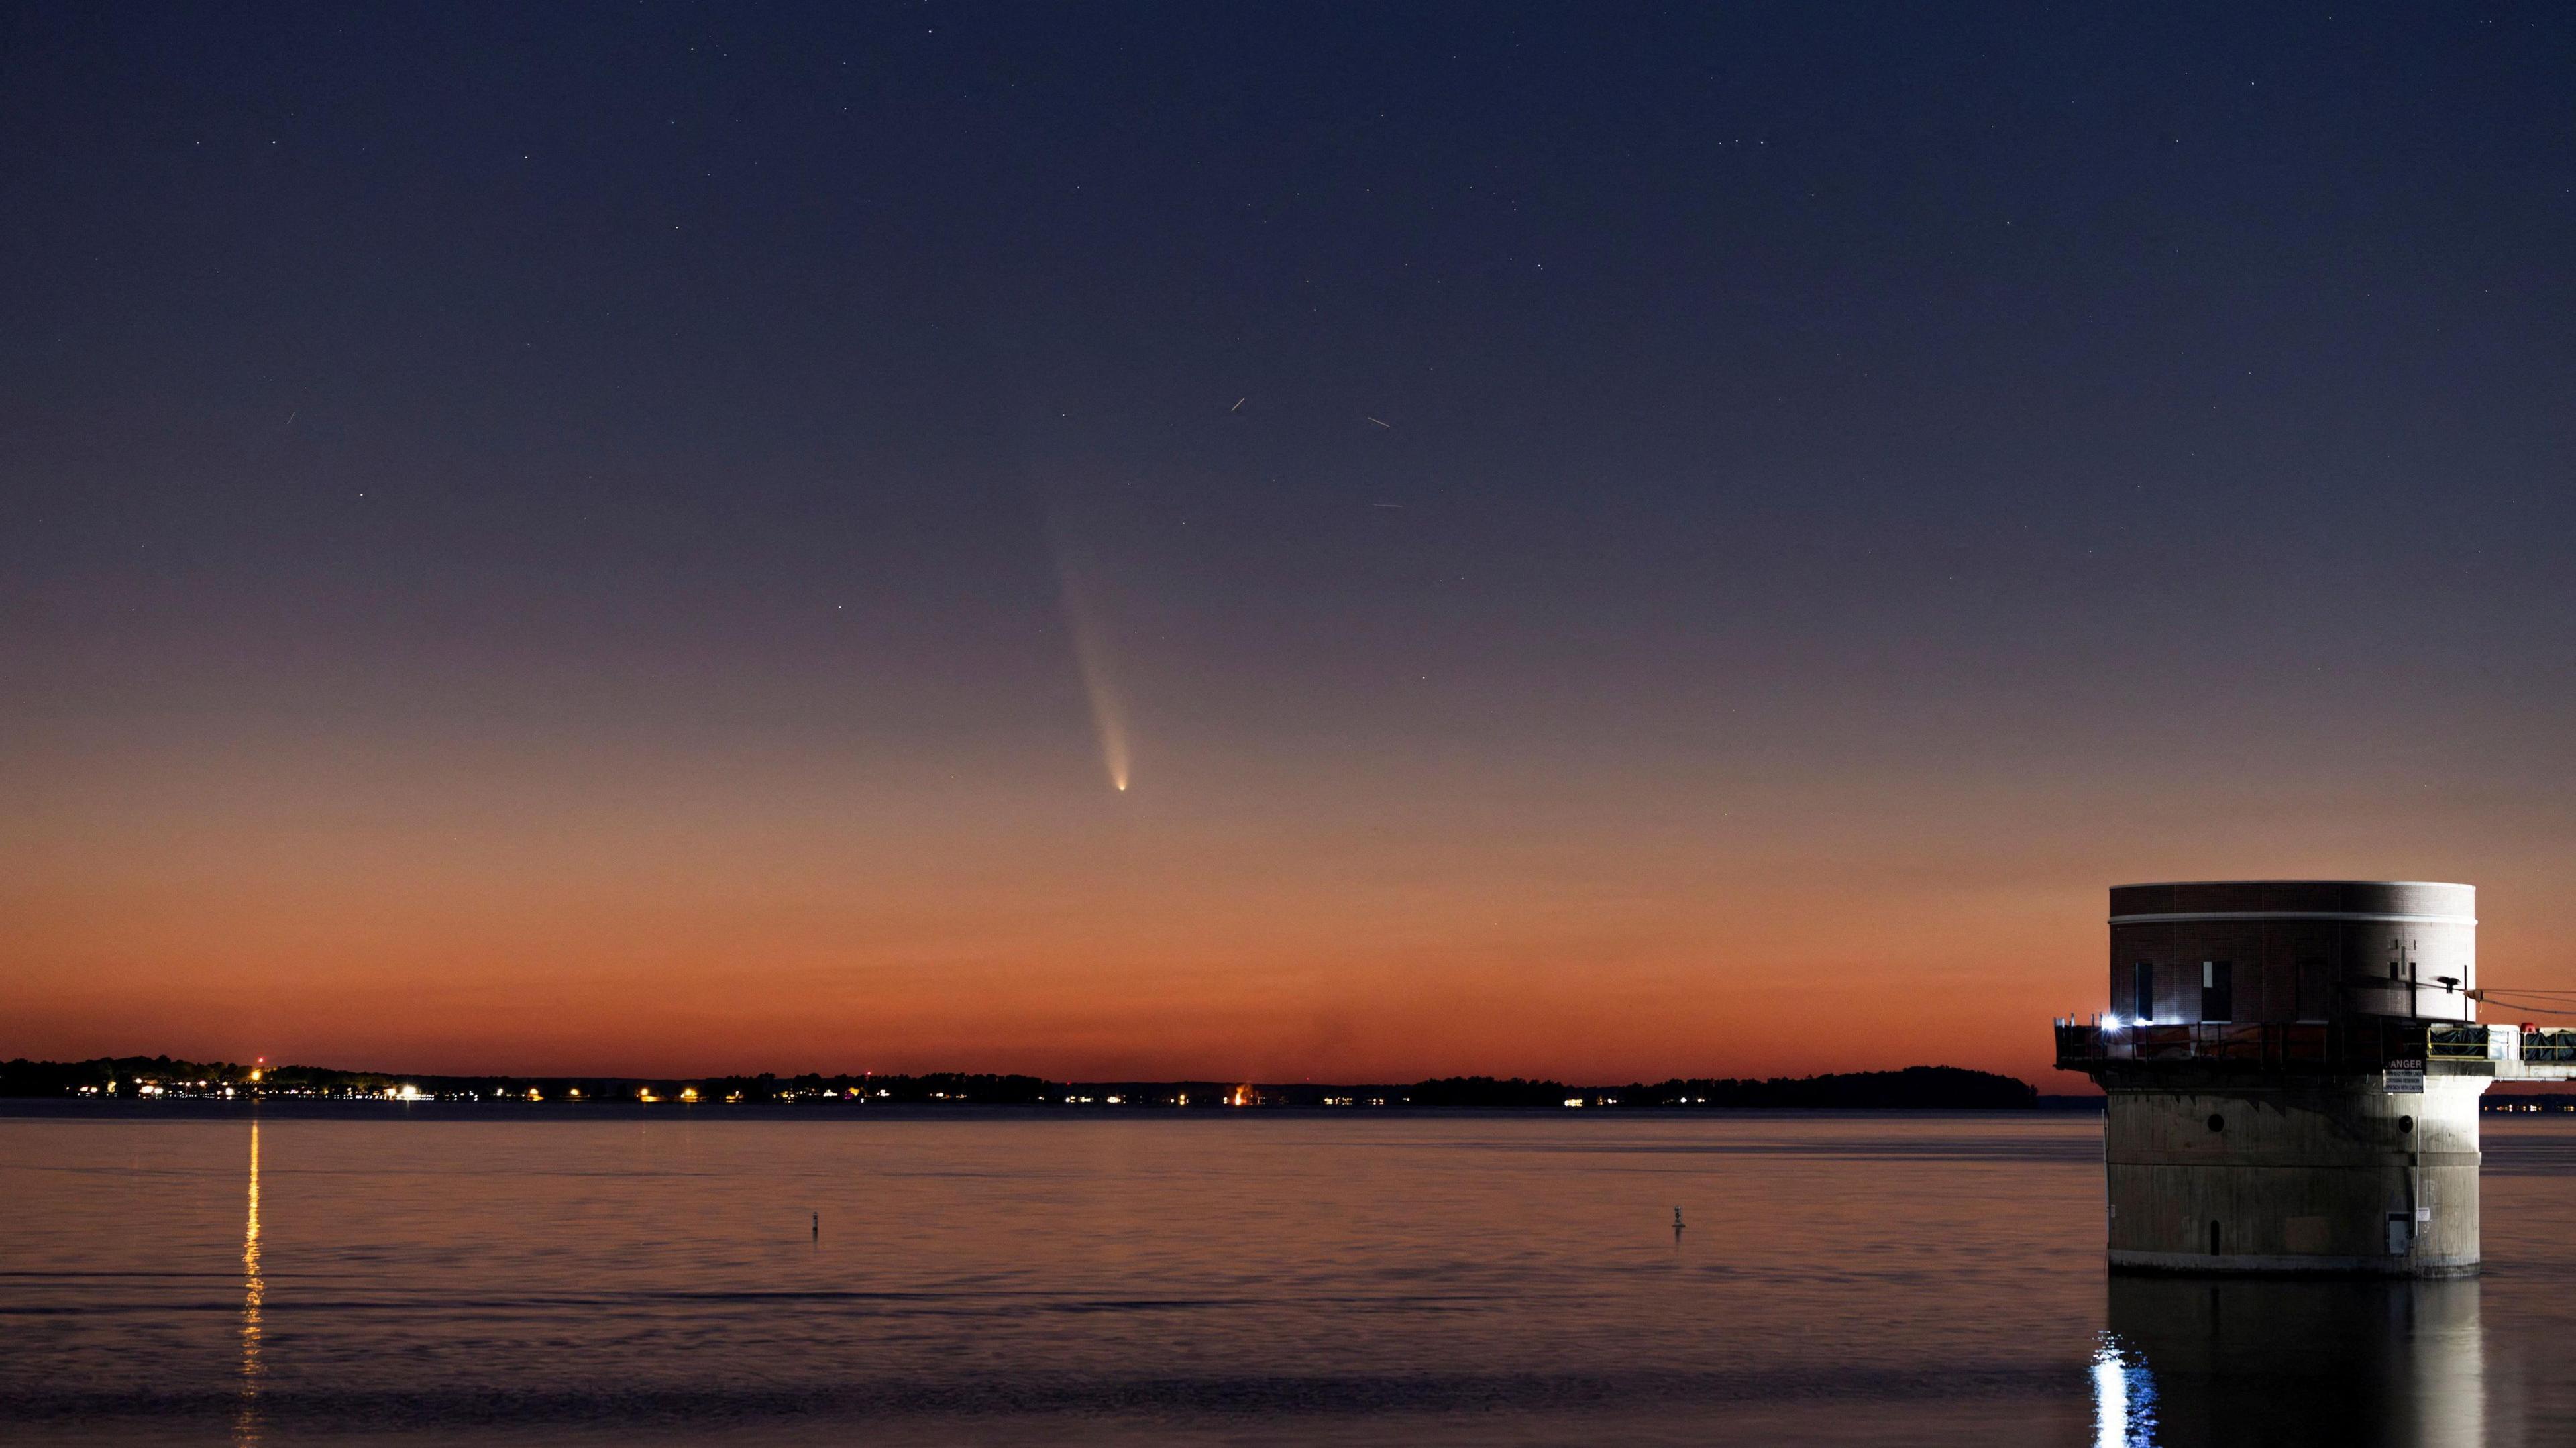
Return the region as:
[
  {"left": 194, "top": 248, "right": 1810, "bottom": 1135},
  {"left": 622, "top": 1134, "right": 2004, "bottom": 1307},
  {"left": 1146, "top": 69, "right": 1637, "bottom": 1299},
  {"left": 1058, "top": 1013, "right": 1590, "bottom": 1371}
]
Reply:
[{"left": 6, "top": 1106, "right": 2575, "bottom": 1446}]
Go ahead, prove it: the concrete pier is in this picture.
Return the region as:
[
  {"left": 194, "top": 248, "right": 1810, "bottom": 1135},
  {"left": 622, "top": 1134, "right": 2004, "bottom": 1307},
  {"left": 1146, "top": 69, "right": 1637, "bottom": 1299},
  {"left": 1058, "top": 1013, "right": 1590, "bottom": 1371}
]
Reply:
[
  {"left": 2057, "top": 880, "right": 2573, "bottom": 1277},
  {"left": 2102, "top": 1077, "right": 2481, "bottom": 1275}
]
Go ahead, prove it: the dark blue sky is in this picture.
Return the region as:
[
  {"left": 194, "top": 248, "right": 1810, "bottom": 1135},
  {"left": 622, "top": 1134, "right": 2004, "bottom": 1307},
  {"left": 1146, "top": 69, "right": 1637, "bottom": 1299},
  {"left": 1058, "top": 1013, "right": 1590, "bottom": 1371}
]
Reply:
[{"left": 5, "top": 3, "right": 2573, "bottom": 1076}]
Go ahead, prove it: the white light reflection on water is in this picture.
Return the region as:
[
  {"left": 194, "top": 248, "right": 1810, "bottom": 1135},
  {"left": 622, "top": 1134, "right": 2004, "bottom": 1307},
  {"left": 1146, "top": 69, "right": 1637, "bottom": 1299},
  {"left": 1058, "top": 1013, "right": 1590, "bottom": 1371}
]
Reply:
[
  {"left": 2091, "top": 1332, "right": 2155, "bottom": 1447},
  {"left": 233, "top": 1119, "right": 262, "bottom": 1447}
]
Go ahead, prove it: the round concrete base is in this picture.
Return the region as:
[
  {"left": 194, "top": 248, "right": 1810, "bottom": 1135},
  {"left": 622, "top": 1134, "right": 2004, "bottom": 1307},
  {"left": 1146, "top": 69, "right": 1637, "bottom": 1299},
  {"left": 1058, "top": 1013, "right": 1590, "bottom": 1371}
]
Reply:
[{"left": 2100, "top": 1076, "right": 2485, "bottom": 1278}]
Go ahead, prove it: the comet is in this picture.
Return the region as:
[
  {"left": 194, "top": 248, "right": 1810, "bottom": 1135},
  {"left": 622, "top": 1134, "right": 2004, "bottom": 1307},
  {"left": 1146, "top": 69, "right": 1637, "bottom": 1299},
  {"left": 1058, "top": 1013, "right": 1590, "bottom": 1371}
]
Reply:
[
  {"left": 1078, "top": 619, "right": 1132, "bottom": 792},
  {"left": 1046, "top": 516, "right": 1131, "bottom": 793}
]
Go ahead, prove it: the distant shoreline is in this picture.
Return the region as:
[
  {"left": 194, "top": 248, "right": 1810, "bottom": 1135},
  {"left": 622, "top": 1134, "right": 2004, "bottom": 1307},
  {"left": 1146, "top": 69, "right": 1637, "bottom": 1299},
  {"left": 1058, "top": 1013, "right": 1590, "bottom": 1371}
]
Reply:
[
  {"left": 1, "top": 1098, "right": 2113, "bottom": 1119},
  {"left": 5, "top": 1058, "right": 2049, "bottom": 1111}
]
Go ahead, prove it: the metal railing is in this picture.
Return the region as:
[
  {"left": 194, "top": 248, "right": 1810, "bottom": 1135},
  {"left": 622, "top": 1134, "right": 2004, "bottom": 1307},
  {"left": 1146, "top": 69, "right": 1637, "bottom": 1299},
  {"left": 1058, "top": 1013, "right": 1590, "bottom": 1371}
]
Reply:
[
  {"left": 2522, "top": 1028, "right": 2576, "bottom": 1064},
  {"left": 2053, "top": 1017, "right": 2571, "bottom": 1071},
  {"left": 2428, "top": 1025, "right": 2490, "bottom": 1061}
]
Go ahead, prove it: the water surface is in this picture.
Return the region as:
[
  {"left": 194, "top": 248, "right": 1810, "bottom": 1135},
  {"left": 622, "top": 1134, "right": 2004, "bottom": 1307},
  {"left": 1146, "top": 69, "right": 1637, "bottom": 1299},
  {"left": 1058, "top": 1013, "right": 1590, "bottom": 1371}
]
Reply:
[{"left": 6, "top": 1106, "right": 2572, "bottom": 1445}]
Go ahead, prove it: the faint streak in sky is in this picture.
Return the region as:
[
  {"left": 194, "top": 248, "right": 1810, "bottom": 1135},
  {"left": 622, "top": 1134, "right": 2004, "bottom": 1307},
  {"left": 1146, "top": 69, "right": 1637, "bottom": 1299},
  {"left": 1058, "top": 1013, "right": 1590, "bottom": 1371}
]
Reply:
[{"left": 1049, "top": 522, "right": 1130, "bottom": 793}]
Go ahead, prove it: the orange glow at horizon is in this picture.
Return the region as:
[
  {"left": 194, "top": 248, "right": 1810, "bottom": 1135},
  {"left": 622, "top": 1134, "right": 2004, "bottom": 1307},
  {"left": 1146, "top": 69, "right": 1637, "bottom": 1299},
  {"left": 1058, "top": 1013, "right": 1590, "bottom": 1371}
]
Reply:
[{"left": 13, "top": 722, "right": 2576, "bottom": 1091}]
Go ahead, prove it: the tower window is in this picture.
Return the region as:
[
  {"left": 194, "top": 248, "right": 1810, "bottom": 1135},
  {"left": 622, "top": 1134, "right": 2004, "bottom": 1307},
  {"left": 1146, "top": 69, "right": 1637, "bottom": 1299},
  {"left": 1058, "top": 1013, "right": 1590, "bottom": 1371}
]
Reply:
[{"left": 2202, "top": 961, "right": 2234, "bottom": 1023}]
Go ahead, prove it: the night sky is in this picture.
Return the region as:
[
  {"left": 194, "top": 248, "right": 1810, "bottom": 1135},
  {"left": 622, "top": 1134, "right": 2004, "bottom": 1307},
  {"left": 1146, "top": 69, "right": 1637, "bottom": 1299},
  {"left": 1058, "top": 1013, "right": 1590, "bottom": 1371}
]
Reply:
[{"left": 5, "top": 3, "right": 2571, "bottom": 1082}]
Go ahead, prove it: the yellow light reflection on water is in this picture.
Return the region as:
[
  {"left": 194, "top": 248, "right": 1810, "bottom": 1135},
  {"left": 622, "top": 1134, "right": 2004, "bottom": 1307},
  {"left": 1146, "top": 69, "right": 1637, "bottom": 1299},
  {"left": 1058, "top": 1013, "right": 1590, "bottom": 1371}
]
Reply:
[{"left": 235, "top": 1118, "right": 264, "bottom": 1446}]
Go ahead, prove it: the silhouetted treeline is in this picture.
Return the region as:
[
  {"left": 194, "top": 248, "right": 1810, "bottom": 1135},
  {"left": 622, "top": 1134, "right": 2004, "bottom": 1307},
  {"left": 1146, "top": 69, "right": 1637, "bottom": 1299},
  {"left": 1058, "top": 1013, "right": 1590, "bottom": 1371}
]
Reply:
[
  {"left": 1, "top": 1056, "right": 276, "bottom": 1095},
  {"left": 1655, "top": 1065, "right": 2039, "bottom": 1108},
  {"left": 1404, "top": 1066, "right": 2037, "bottom": 1109},
  {"left": 1406, "top": 1077, "right": 1581, "bottom": 1108},
  {"left": 1, "top": 1056, "right": 2039, "bottom": 1107},
  {"left": 700, "top": 1072, "right": 1060, "bottom": 1104}
]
